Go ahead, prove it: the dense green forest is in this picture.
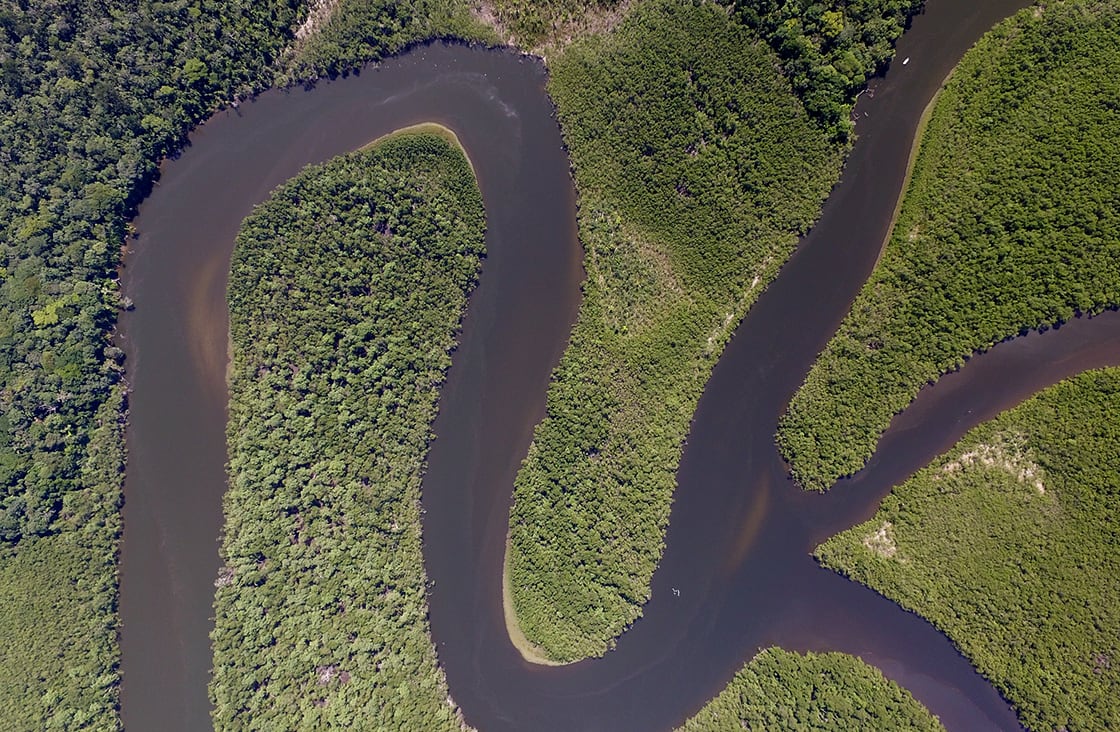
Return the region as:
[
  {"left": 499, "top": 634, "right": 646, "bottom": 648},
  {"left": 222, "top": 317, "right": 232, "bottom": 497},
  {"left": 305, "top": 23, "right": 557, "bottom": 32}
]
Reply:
[
  {"left": 817, "top": 368, "right": 1120, "bottom": 730},
  {"left": 506, "top": 0, "right": 840, "bottom": 662},
  {"left": 678, "top": 648, "right": 942, "bottom": 731},
  {"left": 505, "top": 0, "right": 918, "bottom": 662},
  {"left": 481, "top": 0, "right": 920, "bottom": 109},
  {"left": 0, "top": 0, "right": 302, "bottom": 560},
  {"left": 779, "top": 0, "right": 1120, "bottom": 491},
  {"left": 0, "top": 388, "right": 123, "bottom": 730},
  {"left": 211, "top": 131, "right": 483, "bottom": 730},
  {"left": 0, "top": 0, "right": 313, "bottom": 725},
  {"left": 721, "top": 0, "right": 922, "bottom": 139},
  {"left": 0, "top": 0, "right": 499, "bottom": 723}
]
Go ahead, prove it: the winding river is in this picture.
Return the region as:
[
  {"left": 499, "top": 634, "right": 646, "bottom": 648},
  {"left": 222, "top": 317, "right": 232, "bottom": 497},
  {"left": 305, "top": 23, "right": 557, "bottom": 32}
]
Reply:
[{"left": 117, "top": 1, "right": 1120, "bottom": 730}]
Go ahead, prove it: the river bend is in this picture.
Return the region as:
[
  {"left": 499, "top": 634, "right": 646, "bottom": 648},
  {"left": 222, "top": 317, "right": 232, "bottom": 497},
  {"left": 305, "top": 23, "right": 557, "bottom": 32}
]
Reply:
[{"left": 118, "top": 1, "right": 1117, "bottom": 730}]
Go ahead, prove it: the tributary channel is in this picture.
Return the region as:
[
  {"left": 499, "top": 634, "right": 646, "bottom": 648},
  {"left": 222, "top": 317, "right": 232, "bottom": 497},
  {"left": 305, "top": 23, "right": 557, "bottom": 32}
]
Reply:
[{"left": 118, "top": 1, "right": 1119, "bottom": 730}]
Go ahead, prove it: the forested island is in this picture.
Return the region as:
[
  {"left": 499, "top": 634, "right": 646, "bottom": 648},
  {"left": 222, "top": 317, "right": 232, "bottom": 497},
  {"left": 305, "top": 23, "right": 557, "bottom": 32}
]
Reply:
[{"left": 3, "top": 0, "right": 1118, "bottom": 729}]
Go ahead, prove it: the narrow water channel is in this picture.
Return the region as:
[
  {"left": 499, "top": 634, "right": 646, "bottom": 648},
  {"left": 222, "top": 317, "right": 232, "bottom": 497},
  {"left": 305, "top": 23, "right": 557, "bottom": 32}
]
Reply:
[{"left": 117, "top": 1, "right": 1115, "bottom": 730}]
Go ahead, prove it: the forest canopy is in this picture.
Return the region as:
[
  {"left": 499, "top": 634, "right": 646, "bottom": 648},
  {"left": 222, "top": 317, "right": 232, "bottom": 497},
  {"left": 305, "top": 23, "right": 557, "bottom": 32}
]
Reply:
[{"left": 677, "top": 648, "right": 942, "bottom": 731}]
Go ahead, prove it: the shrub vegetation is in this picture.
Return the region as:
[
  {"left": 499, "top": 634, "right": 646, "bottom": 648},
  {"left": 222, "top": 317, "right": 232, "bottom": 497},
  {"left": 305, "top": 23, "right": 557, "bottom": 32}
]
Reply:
[
  {"left": 281, "top": 0, "right": 495, "bottom": 82},
  {"left": 678, "top": 648, "right": 942, "bottom": 731},
  {"left": 817, "top": 368, "right": 1120, "bottom": 731},
  {"left": 210, "top": 131, "right": 484, "bottom": 730},
  {"left": 779, "top": 0, "right": 1120, "bottom": 491}
]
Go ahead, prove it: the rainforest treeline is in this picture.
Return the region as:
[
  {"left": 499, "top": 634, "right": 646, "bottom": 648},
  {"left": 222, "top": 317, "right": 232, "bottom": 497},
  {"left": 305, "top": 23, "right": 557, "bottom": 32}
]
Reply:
[
  {"left": 818, "top": 367, "right": 1120, "bottom": 731},
  {"left": 0, "top": 0, "right": 302, "bottom": 544},
  {"left": 779, "top": 0, "right": 1120, "bottom": 491},
  {"left": 0, "top": 0, "right": 490, "bottom": 723},
  {"left": 211, "top": 132, "right": 484, "bottom": 730}
]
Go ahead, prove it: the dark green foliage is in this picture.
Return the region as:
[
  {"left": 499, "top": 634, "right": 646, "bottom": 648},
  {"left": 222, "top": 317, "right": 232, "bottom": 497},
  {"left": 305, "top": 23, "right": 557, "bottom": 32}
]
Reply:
[
  {"left": 721, "top": 0, "right": 922, "bottom": 138},
  {"left": 779, "top": 0, "right": 1120, "bottom": 490},
  {"left": 0, "top": 0, "right": 301, "bottom": 549},
  {"left": 678, "top": 648, "right": 943, "bottom": 731},
  {"left": 817, "top": 368, "right": 1120, "bottom": 731},
  {"left": 0, "top": 388, "right": 125, "bottom": 731},
  {"left": 0, "top": 0, "right": 305, "bottom": 723},
  {"left": 1, "top": 0, "right": 488, "bottom": 721},
  {"left": 211, "top": 132, "right": 484, "bottom": 730},
  {"left": 282, "top": 0, "right": 495, "bottom": 82},
  {"left": 507, "top": 0, "right": 842, "bottom": 661}
]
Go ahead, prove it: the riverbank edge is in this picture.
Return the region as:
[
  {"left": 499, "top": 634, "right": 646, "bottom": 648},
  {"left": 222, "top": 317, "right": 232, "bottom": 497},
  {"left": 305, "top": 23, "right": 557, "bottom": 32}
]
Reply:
[
  {"left": 869, "top": 64, "right": 956, "bottom": 274},
  {"left": 361, "top": 122, "right": 477, "bottom": 177},
  {"left": 363, "top": 122, "right": 566, "bottom": 671}
]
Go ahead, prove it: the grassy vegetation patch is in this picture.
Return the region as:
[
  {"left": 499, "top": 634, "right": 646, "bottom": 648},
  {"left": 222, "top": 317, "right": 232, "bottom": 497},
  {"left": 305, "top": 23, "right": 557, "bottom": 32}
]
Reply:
[
  {"left": 677, "top": 648, "right": 942, "bottom": 731},
  {"left": 817, "top": 368, "right": 1120, "bottom": 731},
  {"left": 210, "top": 131, "right": 483, "bottom": 731},
  {"left": 779, "top": 0, "right": 1120, "bottom": 491},
  {"left": 505, "top": 0, "right": 843, "bottom": 662}
]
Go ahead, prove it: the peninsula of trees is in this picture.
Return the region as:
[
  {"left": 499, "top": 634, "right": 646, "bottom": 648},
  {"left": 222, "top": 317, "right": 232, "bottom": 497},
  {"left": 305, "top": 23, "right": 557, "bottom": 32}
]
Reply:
[
  {"left": 779, "top": 0, "right": 1120, "bottom": 491},
  {"left": 211, "top": 130, "right": 484, "bottom": 730},
  {"left": 505, "top": 0, "right": 922, "bottom": 662},
  {"left": 678, "top": 648, "right": 943, "bottom": 731}
]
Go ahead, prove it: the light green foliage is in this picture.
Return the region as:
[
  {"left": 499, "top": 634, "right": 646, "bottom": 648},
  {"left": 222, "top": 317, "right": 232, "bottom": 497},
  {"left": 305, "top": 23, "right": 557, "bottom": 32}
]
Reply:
[
  {"left": 817, "top": 368, "right": 1120, "bottom": 731},
  {"left": 678, "top": 648, "right": 943, "bottom": 731},
  {"left": 283, "top": 0, "right": 497, "bottom": 82},
  {"left": 211, "top": 133, "right": 484, "bottom": 731},
  {"left": 506, "top": 0, "right": 842, "bottom": 661},
  {"left": 780, "top": 0, "right": 1120, "bottom": 490}
]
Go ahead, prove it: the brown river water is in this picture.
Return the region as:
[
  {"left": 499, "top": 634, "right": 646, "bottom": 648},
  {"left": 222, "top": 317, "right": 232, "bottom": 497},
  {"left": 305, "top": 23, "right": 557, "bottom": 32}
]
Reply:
[{"left": 117, "top": 1, "right": 1119, "bottom": 730}]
